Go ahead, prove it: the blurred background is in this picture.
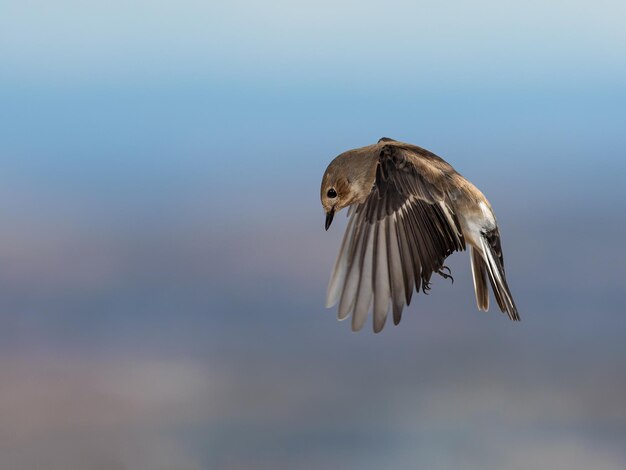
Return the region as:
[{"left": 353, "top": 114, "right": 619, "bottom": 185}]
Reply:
[{"left": 1, "top": 1, "right": 625, "bottom": 469}]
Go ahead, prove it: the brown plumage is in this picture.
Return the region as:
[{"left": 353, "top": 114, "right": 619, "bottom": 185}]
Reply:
[{"left": 320, "top": 137, "right": 519, "bottom": 332}]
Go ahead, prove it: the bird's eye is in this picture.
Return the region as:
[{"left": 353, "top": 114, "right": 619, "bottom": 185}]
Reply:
[{"left": 327, "top": 188, "right": 337, "bottom": 198}]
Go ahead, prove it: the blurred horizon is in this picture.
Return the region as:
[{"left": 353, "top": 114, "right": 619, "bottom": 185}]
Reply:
[{"left": 1, "top": 1, "right": 625, "bottom": 469}]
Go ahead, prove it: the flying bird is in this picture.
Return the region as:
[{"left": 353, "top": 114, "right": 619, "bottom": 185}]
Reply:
[{"left": 320, "top": 138, "right": 519, "bottom": 332}]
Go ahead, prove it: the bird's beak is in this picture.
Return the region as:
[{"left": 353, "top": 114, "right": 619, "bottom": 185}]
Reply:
[{"left": 325, "top": 207, "right": 335, "bottom": 231}]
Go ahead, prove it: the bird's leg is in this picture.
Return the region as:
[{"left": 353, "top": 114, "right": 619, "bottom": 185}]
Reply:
[{"left": 437, "top": 265, "right": 454, "bottom": 284}]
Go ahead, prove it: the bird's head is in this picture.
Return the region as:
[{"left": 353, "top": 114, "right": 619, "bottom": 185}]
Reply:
[
  {"left": 321, "top": 146, "right": 380, "bottom": 230},
  {"left": 320, "top": 167, "right": 357, "bottom": 231}
]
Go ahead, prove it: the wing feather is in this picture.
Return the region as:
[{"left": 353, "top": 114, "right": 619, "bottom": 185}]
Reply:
[
  {"left": 373, "top": 217, "right": 390, "bottom": 332},
  {"left": 386, "top": 213, "right": 405, "bottom": 322},
  {"left": 352, "top": 222, "right": 374, "bottom": 331},
  {"left": 326, "top": 214, "right": 357, "bottom": 307},
  {"left": 337, "top": 214, "right": 367, "bottom": 319}
]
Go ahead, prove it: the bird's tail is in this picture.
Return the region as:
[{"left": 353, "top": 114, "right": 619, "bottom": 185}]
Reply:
[{"left": 470, "top": 231, "right": 520, "bottom": 321}]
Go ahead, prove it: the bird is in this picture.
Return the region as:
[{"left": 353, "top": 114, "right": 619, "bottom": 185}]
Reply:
[{"left": 320, "top": 137, "right": 519, "bottom": 332}]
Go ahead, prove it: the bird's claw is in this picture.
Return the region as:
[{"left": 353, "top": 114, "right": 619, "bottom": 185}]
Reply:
[{"left": 437, "top": 266, "right": 454, "bottom": 284}]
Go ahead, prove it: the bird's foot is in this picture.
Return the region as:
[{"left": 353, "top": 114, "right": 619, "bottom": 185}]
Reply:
[{"left": 437, "top": 265, "right": 454, "bottom": 284}]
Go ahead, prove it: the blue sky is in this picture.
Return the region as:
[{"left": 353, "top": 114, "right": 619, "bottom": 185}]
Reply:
[{"left": 0, "top": 1, "right": 625, "bottom": 469}]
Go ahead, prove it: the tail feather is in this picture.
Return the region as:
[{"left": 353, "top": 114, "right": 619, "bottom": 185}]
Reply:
[
  {"left": 470, "top": 247, "right": 489, "bottom": 311},
  {"left": 477, "top": 233, "right": 520, "bottom": 321}
]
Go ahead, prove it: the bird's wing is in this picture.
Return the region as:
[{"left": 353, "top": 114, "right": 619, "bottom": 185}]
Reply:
[{"left": 326, "top": 144, "right": 466, "bottom": 332}]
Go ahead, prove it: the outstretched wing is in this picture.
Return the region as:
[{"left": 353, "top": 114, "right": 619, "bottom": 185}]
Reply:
[{"left": 326, "top": 144, "right": 466, "bottom": 332}]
